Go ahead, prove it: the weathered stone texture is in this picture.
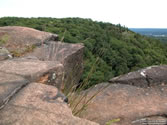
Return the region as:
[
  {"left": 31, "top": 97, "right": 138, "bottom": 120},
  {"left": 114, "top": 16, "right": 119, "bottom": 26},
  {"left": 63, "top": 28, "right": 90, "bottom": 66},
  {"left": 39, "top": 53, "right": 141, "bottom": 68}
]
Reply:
[
  {"left": 25, "top": 41, "right": 84, "bottom": 90},
  {"left": 0, "top": 26, "right": 58, "bottom": 53},
  {"left": 0, "top": 59, "right": 64, "bottom": 88},
  {"left": 0, "top": 72, "right": 28, "bottom": 109},
  {"left": 0, "top": 83, "right": 98, "bottom": 125},
  {"left": 109, "top": 65, "right": 167, "bottom": 88},
  {"left": 78, "top": 83, "right": 167, "bottom": 125}
]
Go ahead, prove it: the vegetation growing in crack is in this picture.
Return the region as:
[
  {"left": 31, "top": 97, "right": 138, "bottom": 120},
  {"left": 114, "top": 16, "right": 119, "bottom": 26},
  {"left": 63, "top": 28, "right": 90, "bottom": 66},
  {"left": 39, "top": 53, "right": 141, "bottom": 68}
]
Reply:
[
  {"left": 10, "top": 45, "right": 36, "bottom": 57},
  {"left": 0, "top": 34, "right": 9, "bottom": 46}
]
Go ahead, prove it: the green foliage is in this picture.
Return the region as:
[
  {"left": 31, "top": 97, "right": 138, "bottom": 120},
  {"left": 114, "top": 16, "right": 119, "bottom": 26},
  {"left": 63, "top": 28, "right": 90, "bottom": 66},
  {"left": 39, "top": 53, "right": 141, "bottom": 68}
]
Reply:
[
  {"left": 106, "top": 118, "right": 120, "bottom": 125},
  {"left": 1, "top": 17, "right": 167, "bottom": 87}
]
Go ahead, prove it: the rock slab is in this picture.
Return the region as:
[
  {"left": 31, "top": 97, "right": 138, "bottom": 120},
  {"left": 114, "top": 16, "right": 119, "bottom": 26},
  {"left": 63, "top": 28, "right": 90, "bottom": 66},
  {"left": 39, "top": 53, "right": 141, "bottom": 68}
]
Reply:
[
  {"left": 25, "top": 41, "right": 84, "bottom": 90},
  {"left": 0, "top": 26, "right": 58, "bottom": 53},
  {"left": 0, "top": 59, "right": 64, "bottom": 88},
  {"left": 0, "top": 83, "right": 98, "bottom": 125},
  {"left": 109, "top": 65, "right": 167, "bottom": 88},
  {"left": 78, "top": 83, "right": 167, "bottom": 125}
]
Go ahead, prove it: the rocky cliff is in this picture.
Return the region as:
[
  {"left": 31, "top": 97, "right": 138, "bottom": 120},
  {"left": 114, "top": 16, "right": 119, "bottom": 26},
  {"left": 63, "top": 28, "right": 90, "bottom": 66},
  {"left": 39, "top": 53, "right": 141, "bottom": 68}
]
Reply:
[
  {"left": 0, "top": 26, "right": 98, "bottom": 125},
  {"left": 1, "top": 26, "right": 167, "bottom": 125}
]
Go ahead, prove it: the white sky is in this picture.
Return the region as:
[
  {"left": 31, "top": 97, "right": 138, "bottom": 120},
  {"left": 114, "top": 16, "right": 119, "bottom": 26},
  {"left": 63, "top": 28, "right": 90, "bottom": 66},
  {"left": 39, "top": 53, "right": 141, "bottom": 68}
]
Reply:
[{"left": 0, "top": 0, "right": 167, "bottom": 28}]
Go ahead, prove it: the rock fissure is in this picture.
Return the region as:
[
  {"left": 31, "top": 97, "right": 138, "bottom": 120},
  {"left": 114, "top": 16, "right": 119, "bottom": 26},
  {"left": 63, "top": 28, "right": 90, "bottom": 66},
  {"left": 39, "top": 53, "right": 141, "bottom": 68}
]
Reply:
[
  {"left": 0, "top": 81, "right": 29, "bottom": 110},
  {"left": 132, "top": 114, "right": 167, "bottom": 125}
]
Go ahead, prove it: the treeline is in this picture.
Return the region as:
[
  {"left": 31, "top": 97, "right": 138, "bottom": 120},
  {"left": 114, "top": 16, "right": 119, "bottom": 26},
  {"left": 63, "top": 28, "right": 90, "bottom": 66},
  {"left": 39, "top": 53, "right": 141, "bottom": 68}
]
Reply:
[{"left": 1, "top": 17, "right": 167, "bottom": 88}]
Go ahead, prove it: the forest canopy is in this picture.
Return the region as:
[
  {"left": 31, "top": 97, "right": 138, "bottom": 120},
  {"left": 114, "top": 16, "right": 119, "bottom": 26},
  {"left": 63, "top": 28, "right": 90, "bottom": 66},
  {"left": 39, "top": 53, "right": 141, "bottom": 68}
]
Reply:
[{"left": 1, "top": 17, "right": 167, "bottom": 88}]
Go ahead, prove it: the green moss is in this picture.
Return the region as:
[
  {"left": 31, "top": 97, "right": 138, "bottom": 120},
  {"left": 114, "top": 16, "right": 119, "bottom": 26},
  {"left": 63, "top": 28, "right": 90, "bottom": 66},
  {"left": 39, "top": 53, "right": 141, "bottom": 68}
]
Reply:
[
  {"left": 106, "top": 118, "right": 120, "bottom": 125},
  {"left": 10, "top": 45, "right": 36, "bottom": 57},
  {"left": 0, "top": 34, "right": 9, "bottom": 46}
]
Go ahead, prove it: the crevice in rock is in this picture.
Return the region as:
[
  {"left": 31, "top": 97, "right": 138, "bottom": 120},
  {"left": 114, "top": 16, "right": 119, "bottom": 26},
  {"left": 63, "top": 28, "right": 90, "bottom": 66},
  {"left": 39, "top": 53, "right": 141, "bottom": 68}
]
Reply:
[
  {"left": 0, "top": 82, "right": 29, "bottom": 110},
  {"left": 132, "top": 114, "right": 167, "bottom": 124},
  {"left": 145, "top": 74, "right": 152, "bottom": 87}
]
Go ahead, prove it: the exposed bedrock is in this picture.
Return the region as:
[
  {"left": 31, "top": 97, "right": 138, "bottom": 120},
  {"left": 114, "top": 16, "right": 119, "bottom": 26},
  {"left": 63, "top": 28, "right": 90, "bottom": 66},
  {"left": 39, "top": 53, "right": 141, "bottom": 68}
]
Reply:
[
  {"left": 78, "top": 83, "right": 167, "bottom": 125},
  {"left": 0, "top": 83, "right": 98, "bottom": 125},
  {"left": 0, "top": 26, "right": 95, "bottom": 125},
  {"left": 109, "top": 65, "right": 167, "bottom": 88}
]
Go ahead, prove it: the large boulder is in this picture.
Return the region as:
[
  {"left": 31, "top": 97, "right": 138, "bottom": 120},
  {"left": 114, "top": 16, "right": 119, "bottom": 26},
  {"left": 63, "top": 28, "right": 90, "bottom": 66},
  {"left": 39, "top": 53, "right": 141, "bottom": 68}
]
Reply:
[
  {"left": 0, "top": 83, "right": 98, "bottom": 125},
  {"left": 109, "top": 65, "right": 167, "bottom": 88},
  {"left": 0, "top": 26, "right": 96, "bottom": 125},
  {"left": 0, "top": 26, "right": 58, "bottom": 56},
  {"left": 24, "top": 41, "right": 84, "bottom": 90},
  {"left": 0, "top": 26, "right": 84, "bottom": 90},
  {"left": 77, "top": 83, "right": 167, "bottom": 125}
]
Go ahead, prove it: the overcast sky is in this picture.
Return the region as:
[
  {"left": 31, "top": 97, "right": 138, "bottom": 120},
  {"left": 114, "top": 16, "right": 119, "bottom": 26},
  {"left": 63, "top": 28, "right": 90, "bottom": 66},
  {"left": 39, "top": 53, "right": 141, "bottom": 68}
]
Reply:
[{"left": 0, "top": 0, "right": 167, "bottom": 28}]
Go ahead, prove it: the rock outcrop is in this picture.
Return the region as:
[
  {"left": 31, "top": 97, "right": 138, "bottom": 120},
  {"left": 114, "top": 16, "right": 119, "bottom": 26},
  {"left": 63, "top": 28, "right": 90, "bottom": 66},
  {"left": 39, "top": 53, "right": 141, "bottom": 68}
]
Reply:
[
  {"left": 0, "top": 83, "right": 98, "bottom": 125},
  {"left": 0, "top": 26, "right": 84, "bottom": 90},
  {"left": 109, "top": 65, "right": 167, "bottom": 88},
  {"left": 78, "top": 83, "right": 167, "bottom": 125},
  {"left": 0, "top": 26, "right": 58, "bottom": 53},
  {"left": 24, "top": 41, "right": 84, "bottom": 90},
  {"left": 2, "top": 26, "right": 167, "bottom": 125},
  {"left": 78, "top": 66, "right": 167, "bottom": 125},
  {"left": 0, "top": 26, "right": 97, "bottom": 125}
]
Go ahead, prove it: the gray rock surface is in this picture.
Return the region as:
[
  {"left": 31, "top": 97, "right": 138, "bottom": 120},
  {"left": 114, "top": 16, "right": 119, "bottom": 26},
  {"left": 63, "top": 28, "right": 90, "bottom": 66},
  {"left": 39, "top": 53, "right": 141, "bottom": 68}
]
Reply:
[
  {"left": 78, "top": 83, "right": 167, "bottom": 125},
  {"left": 109, "top": 65, "right": 167, "bottom": 88},
  {"left": 0, "top": 83, "right": 98, "bottom": 125}
]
